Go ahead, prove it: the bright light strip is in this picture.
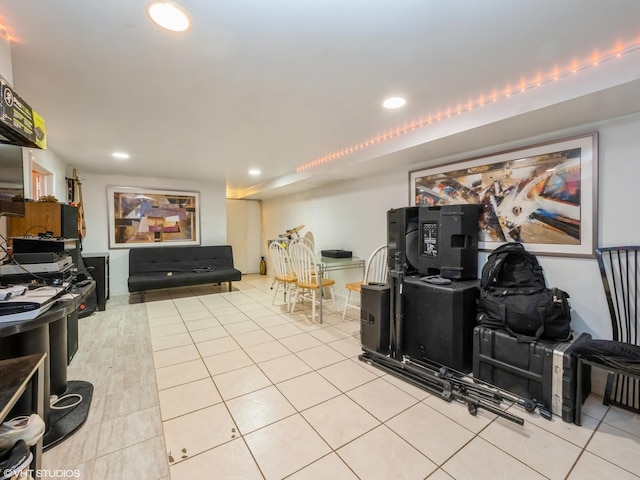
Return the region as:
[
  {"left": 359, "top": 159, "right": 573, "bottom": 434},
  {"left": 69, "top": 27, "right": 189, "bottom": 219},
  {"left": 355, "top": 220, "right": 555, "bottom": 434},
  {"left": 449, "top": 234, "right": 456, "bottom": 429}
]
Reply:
[
  {"left": 147, "top": 1, "right": 191, "bottom": 32},
  {"left": 383, "top": 97, "right": 407, "bottom": 109},
  {"left": 112, "top": 152, "right": 130, "bottom": 159},
  {"left": 296, "top": 36, "right": 640, "bottom": 172},
  {"left": 249, "top": 169, "right": 261, "bottom": 175}
]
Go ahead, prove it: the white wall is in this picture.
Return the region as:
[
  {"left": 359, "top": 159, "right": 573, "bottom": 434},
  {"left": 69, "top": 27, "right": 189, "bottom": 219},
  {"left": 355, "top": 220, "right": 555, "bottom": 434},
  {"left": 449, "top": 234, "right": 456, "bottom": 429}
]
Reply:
[
  {"left": 0, "top": 40, "right": 69, "bottom": 243},
  {"left": 26, "top": 148, "right": 68, "bottom": 200},
  {"left": 79, "top": 172, "right": 227, "bottom": 296},
  {"left": 226, "top": 199, "right": 263, "bottom": 274},
  {"left": 0, "top": 33, "right": 12, "bottom": 85},
  {"left": 262, "top": 112, "right": 640, "bottom": 339},
  {"left": 262, "top": 170, "right": 409, "bottom": 302},
  {"left": 0, "top": 34, "right": 12, "bottom": 240}
]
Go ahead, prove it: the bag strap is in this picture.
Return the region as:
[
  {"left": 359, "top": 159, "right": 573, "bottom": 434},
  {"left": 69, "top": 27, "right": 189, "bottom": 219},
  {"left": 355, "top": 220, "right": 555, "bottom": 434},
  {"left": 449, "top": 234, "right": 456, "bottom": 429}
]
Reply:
[{"left": 481, "top": 250, "right": 510, "bottom": 289}]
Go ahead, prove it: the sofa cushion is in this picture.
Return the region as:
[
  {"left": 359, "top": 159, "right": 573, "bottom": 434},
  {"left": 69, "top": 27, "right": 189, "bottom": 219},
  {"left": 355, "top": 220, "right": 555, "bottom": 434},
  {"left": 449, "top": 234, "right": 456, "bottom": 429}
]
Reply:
[
  {"left": 127, "top": 245, "right": 241, "bottom": 293},
  {"left": 128, "top": 268, "right": 241, "bottom": 292}
]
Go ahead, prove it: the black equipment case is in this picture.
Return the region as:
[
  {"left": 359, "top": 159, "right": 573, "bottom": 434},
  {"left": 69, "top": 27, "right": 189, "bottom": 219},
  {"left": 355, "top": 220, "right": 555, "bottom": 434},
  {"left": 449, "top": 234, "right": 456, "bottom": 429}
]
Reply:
[{"left": 473, "top": 326, "right": 591, "bottom": 422}]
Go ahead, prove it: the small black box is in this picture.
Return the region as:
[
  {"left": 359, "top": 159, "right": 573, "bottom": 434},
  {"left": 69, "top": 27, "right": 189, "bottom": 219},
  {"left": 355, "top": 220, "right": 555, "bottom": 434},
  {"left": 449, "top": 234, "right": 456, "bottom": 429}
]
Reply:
[
  {"left": 361, "top": 284, "right": 391, "bottom": 354},
  {"left": 321, "top": 249, "right": 352, "bottom": 258}
]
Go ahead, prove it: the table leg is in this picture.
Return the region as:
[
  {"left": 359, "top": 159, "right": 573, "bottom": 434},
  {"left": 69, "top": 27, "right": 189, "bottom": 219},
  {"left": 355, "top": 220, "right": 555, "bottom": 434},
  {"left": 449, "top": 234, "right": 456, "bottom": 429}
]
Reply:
[
  {"left": 318, "top": 270, "right": 323, "bottom": 324},
  {"left": 30, "top": 358, "right": 44, "bottom": 471}
]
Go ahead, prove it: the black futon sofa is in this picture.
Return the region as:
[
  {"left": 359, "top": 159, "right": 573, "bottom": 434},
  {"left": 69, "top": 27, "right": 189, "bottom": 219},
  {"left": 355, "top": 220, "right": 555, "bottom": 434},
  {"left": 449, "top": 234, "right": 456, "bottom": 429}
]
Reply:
[{"left": 128, "top": 245, "right": 242, "bottom": 301}]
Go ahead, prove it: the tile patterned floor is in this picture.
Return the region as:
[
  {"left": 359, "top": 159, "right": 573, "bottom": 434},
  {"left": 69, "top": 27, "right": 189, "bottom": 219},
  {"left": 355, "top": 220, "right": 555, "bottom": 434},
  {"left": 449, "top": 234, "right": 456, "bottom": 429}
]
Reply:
[{"left": 41, "top": 275, "right": 640, "bottom": 479}]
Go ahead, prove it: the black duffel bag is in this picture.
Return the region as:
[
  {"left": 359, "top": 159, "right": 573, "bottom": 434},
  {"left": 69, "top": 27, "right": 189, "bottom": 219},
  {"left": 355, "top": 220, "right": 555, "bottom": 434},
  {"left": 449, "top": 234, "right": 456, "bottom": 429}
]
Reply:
[{"left": 477, "top": 286, "right": 572, "bottom": 342}]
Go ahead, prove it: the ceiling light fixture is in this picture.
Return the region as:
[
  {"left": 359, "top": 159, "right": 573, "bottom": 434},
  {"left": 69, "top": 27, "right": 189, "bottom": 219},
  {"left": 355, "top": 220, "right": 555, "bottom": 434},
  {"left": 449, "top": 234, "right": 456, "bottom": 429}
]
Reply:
[
  {"left": 112, "top": 152, "right": 130, "bottom": 160},
  {"left": 249, "top": 169, "right": 261, "bottom": 176},
  {"left": 296, "top": 35, "right": 640, "bottom": 172},
  {"left": 383, "top": 97, "right": 407, "bottom": 109},
  {"left": 147, "top": 1, "right": 191, "bottom": 32}
]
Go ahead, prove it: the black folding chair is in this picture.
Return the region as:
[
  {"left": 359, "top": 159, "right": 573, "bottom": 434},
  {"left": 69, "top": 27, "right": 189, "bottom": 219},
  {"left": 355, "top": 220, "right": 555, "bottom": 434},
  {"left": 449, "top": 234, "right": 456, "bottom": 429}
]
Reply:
[{"left": 574, "top": 246, "right": 640, "bottom": 425}]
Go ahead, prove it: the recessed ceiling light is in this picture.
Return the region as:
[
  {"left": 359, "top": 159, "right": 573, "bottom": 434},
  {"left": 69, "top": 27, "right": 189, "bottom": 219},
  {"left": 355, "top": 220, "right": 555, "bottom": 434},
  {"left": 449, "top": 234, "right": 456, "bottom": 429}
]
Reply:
[
  {"left": 147, "top": 1, "right": 191, "bottom": 32},
  {"left": 383, "top": 97, "right": 407, "bottom": 109},
  {"left": 249, "top": 169, "right": 261, "bottom": 176},
  {"left": 112, "top": 152, "right": 130, "bottom": 160}
]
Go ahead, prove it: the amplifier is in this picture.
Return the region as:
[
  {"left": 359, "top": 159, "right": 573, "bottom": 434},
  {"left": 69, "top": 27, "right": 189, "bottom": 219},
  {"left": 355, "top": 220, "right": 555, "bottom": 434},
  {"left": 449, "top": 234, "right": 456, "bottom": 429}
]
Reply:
[
  {"left": 0, "top": 264, "right": 73, "bottom": 286},
  {"left": 13, "top": 252, "right": 65, "bottom": 264},
  {"left": 1, "top": 256, "right": 72, "bottom": 275},
  {"left": 12, "top": 237, "right": 77, "bottom": 253}
]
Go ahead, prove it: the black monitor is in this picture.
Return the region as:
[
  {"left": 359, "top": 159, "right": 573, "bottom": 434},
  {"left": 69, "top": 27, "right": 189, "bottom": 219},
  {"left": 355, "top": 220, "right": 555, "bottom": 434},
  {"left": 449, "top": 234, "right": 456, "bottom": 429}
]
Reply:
[{"left": 0, "top": 143, "right": 26, "bottom": 217}]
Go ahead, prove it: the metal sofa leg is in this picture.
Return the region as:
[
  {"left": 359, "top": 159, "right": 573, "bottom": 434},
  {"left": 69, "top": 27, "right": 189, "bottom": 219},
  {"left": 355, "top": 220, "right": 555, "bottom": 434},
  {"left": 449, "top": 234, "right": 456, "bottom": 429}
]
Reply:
[{"left": 140, "top": 291, "right": 145, "bottom": 303}]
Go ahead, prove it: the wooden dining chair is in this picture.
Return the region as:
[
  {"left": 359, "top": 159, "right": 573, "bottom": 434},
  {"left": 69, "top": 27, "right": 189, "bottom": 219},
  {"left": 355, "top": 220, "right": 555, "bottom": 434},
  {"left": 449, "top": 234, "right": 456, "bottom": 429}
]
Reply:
[
  {"left": 289, "top": 236, "right": 315, "bottom": 252},
  {"left": 289, "top": 242, "right": 336, "bottom": 323},
  {"left": 268, "top": 241, "right": 297, "bottom": 311},
  {"left": 341, "top": 245, "right": 388, "bottom": 321}
]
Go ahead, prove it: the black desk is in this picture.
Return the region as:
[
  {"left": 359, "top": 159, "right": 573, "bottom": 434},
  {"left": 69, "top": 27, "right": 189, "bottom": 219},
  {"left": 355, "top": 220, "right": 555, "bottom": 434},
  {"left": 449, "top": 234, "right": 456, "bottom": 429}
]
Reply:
[
  {"left": 0, "top": 282, "right": 95, "bottom": 450},
  {"left": 0, "top": 353, "right": 46, "bottom": 473}
]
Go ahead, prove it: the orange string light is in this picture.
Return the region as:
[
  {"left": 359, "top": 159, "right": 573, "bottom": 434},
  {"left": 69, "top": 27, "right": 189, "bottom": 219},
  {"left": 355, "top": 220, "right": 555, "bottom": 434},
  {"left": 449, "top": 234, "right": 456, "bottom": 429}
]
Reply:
[{"left": 296, "top": 36, "right": 640, "bottom": 172}]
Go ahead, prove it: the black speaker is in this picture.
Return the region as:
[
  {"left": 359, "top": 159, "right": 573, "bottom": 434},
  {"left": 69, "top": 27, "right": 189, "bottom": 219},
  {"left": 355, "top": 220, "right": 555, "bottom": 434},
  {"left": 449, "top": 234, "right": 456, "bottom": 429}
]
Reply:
[
  {"left": 361, "top": 284, "right": 391, "bottom": 354},
  {"left": 67, "top": 310, "right": 79, "bottom": 364},
  {"left": 49, "top": 316, "right": 68, "bottom": 394},
  {"left": 387, "top": 207, "right": 419, "bottom": 272},
  {"left": 83, "top": 254, "right": 109, "bottom": 311},
  {"left": 417, "top": 204, "right": 480, "bottom": 279},
  {"left": 402, "top": 276, "right": 479, "bottom": 372},
  {"left": 60, "top": 204, "right": 79, "bottom": 239}
]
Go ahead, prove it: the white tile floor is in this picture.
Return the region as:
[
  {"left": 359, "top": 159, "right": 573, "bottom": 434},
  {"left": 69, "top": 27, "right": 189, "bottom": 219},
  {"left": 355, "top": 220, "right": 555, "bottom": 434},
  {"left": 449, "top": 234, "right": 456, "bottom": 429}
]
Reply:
[{"left": 41, "top": 275, "right": 640, "bottom": 480}]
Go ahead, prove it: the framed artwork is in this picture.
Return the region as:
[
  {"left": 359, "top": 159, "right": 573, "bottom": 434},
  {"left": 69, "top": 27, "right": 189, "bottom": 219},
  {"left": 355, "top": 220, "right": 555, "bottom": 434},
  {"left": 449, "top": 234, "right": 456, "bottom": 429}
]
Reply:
[
  {"left": 107, "top": 187, "right": 200, "bottom": 248},
  {"left": 409, "top": 132, "right": 598, "bottom": 257}
]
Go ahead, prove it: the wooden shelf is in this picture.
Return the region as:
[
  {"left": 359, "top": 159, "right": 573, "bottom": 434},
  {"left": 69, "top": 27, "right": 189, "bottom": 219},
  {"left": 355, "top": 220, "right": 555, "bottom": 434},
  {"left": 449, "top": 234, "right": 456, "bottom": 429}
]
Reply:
[{"left": 0, "top": 353, "right": 46, "bottom": 473}]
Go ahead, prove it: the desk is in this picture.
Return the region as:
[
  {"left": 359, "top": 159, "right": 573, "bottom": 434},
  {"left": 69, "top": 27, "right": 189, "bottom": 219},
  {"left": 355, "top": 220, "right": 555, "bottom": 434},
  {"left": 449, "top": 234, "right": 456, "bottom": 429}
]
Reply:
[
  {"left": 316, "top": 256, "right": 365, "bottom": 324},
  {"left": 0, "top": 282, "right": 95, "bottom": 450},
  {"left": 0, "top": 354, "right": 45, "bottom": 474}
]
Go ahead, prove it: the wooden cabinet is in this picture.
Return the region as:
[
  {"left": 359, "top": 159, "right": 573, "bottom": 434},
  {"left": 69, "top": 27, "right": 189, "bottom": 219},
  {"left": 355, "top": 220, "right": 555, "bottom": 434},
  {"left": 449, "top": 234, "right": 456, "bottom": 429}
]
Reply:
[
  {"left": 7, "top": 202, "right": 80, "bottom": 266},
  {"left": 0, "top": 354, "right": 46, "bottom": 473},
  {"left": 8, "top": 202, "right": 79, "bottom": 239}
]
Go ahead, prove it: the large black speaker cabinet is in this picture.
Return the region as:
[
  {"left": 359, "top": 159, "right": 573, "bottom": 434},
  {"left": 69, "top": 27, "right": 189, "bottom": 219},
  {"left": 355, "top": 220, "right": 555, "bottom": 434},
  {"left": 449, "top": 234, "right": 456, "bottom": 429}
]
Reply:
[
  {"left": 387, "top": 207, "right": 419, "bottom": 272},
  {"left": 402, "top": 276, "right": 479, "bottom": 372},
  {"left": 83, "top": 253, "right": 109, "bottom": 311},
  {"left": 418, "top": 204, "right": 480, "bottom": 279},
  {"left": 67, "top": 310, "right": 79, "bottom": 364},
  {"left": 361, "top": 284, "right": 391, "bottom": 354}
]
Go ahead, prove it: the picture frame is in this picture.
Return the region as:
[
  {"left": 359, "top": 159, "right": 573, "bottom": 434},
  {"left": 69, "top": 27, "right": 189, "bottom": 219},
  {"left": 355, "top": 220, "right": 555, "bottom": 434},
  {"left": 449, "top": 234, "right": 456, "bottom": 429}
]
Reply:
[
  {"left": 107, "top": 186, "right": 200, "bottom": 248},
  {"left": 409, "top": 132, "right": 598, "bottom": 257}
]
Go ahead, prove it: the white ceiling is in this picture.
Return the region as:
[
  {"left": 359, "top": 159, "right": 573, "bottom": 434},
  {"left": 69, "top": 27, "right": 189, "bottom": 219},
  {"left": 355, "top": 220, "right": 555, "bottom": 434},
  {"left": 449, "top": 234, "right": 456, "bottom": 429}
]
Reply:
[{"left": 1, "top": 0, "right": 639, "bottom": 199}]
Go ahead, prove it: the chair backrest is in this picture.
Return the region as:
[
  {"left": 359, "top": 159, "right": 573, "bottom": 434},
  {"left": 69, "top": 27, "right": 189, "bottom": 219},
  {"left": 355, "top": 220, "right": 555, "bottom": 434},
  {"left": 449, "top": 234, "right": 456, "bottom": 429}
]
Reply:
[
  {"left": 289, "top": 242, "right": 317, "bottom": 286},
  {"left": 364, "top": 245, "right": 389, "bottom": 285},
  {"left": 304, "top": 231, "right": 315, "bottom": 249},
  {"left": 269, "top": 241, "right": 292, "bottom": 278},
  {"left": 290, "top": 236, "right": 314, "bottom": 252},
  {"left": 596, "top": 246, "right": 639, "bottom": 345}
]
